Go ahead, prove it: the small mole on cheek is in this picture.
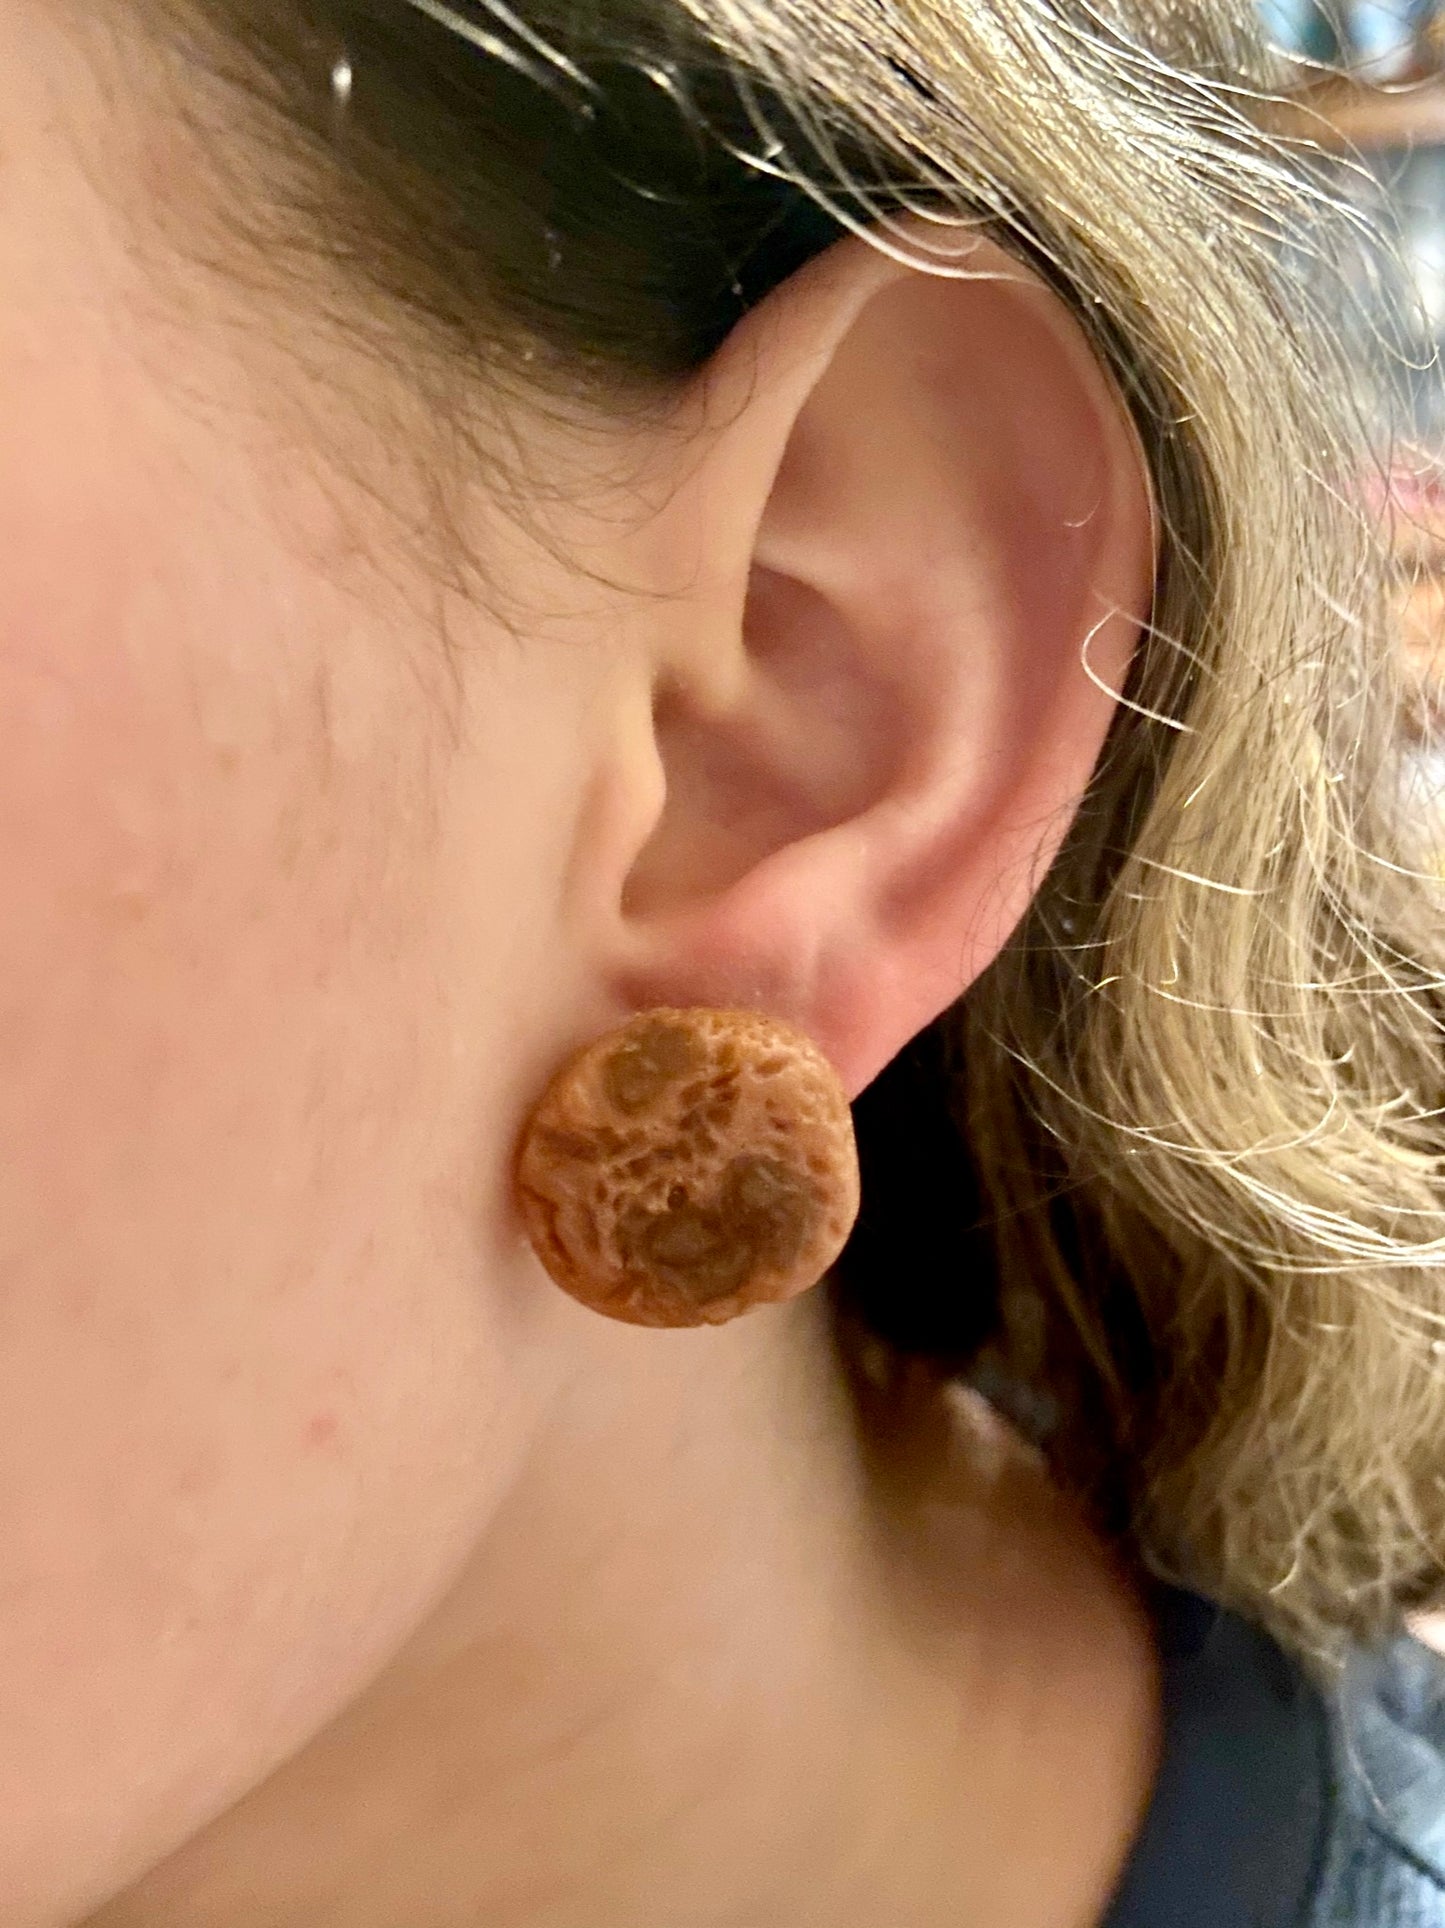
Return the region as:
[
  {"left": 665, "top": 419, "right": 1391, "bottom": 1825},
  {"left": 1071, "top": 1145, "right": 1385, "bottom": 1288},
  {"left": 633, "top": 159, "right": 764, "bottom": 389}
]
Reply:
[
  {"left": 108, "top": 888, "right": 153, "bottom": 927},
  {"left": 304, "top": 1409, "right": 341, "bottom": 1451}
]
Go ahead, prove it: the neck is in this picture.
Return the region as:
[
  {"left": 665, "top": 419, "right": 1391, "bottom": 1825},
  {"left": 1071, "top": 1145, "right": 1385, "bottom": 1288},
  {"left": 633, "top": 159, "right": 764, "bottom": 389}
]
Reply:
[{"left": 87, "top": 1295, "right": 1159, "bottom": 1928}]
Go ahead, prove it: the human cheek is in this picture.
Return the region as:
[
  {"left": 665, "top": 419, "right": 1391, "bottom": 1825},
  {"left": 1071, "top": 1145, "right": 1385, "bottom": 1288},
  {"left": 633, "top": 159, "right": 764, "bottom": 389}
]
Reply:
[{"left": 0, "top": 500, "right": 508, "bottom": 1920}]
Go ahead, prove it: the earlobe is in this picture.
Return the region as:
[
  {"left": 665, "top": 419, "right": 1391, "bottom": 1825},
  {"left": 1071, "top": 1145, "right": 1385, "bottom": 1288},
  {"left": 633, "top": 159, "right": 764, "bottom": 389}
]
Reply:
[{"left": 611, "top": 226, "right": 1154, "bottom": 1095}]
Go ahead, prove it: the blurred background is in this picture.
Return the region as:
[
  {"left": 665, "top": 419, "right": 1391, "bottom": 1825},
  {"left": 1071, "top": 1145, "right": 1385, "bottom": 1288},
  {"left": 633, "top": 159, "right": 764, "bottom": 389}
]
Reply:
[{"left": 1264, "top": 2, "right": 1445, "bottom": 861}]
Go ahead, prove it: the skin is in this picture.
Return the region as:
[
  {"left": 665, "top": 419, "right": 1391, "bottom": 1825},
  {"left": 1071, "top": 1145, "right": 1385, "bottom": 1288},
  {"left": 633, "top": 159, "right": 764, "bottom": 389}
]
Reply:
[{"left": 2, "top": 6, "right": 1161, "bottom": 1925}]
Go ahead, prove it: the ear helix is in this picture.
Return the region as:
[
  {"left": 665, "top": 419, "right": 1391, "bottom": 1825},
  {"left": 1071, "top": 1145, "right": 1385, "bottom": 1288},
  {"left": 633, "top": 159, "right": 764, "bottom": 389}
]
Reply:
[{"left": 513, "top": 1009, "right": 861, "bottom": 1327}]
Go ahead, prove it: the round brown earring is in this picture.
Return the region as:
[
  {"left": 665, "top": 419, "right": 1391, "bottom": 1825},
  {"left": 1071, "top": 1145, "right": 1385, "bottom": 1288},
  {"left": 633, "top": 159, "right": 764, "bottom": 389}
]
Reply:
[{"left": 514, "top": 1008, "right": 861, "bottom": 1328}]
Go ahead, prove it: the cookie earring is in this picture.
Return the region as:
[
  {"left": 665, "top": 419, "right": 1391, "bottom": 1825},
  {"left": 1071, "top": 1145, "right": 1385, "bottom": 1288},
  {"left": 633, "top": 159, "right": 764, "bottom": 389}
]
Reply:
[{"left": 514, "top": 1008, "right": 861, "bottom": 1328}]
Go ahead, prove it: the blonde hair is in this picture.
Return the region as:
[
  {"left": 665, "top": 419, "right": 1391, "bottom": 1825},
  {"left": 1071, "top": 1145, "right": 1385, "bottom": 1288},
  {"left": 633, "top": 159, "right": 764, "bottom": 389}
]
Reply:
[
  {"left": 637, "top": 0, "right": 1445, "bottom": 1660},
  {"left": 138, "top": 0, "right": 1445, "bottom": 1659}
]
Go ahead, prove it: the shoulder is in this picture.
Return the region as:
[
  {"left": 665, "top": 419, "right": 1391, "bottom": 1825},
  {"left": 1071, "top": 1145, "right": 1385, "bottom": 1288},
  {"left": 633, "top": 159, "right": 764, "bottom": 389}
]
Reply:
[
  {"left": 1312, "top": 1632, "right": 1445, "bottom": 1926},
  {"left": 1099, "top": 1594, "right": 1445, "bottom": 1928}
]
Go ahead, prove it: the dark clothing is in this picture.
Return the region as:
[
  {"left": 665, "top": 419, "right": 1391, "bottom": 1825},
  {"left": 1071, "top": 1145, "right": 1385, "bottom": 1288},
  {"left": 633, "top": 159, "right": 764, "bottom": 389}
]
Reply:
[{"left": 1102, "top": 1591, "right": 1445, "bottom": 1926}]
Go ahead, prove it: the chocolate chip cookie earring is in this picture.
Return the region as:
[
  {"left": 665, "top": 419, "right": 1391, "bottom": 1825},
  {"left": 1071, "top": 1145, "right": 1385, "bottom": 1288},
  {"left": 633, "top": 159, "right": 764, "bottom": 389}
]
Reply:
[{"left": 514, "top": 1009, "right": 861, "bottom": 1327}]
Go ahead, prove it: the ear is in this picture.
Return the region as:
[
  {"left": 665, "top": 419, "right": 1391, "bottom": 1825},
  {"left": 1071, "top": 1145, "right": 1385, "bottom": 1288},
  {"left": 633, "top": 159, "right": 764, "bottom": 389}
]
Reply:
[{"left": 605, "top": 224, "right": 1154, "bottom": 1095}]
